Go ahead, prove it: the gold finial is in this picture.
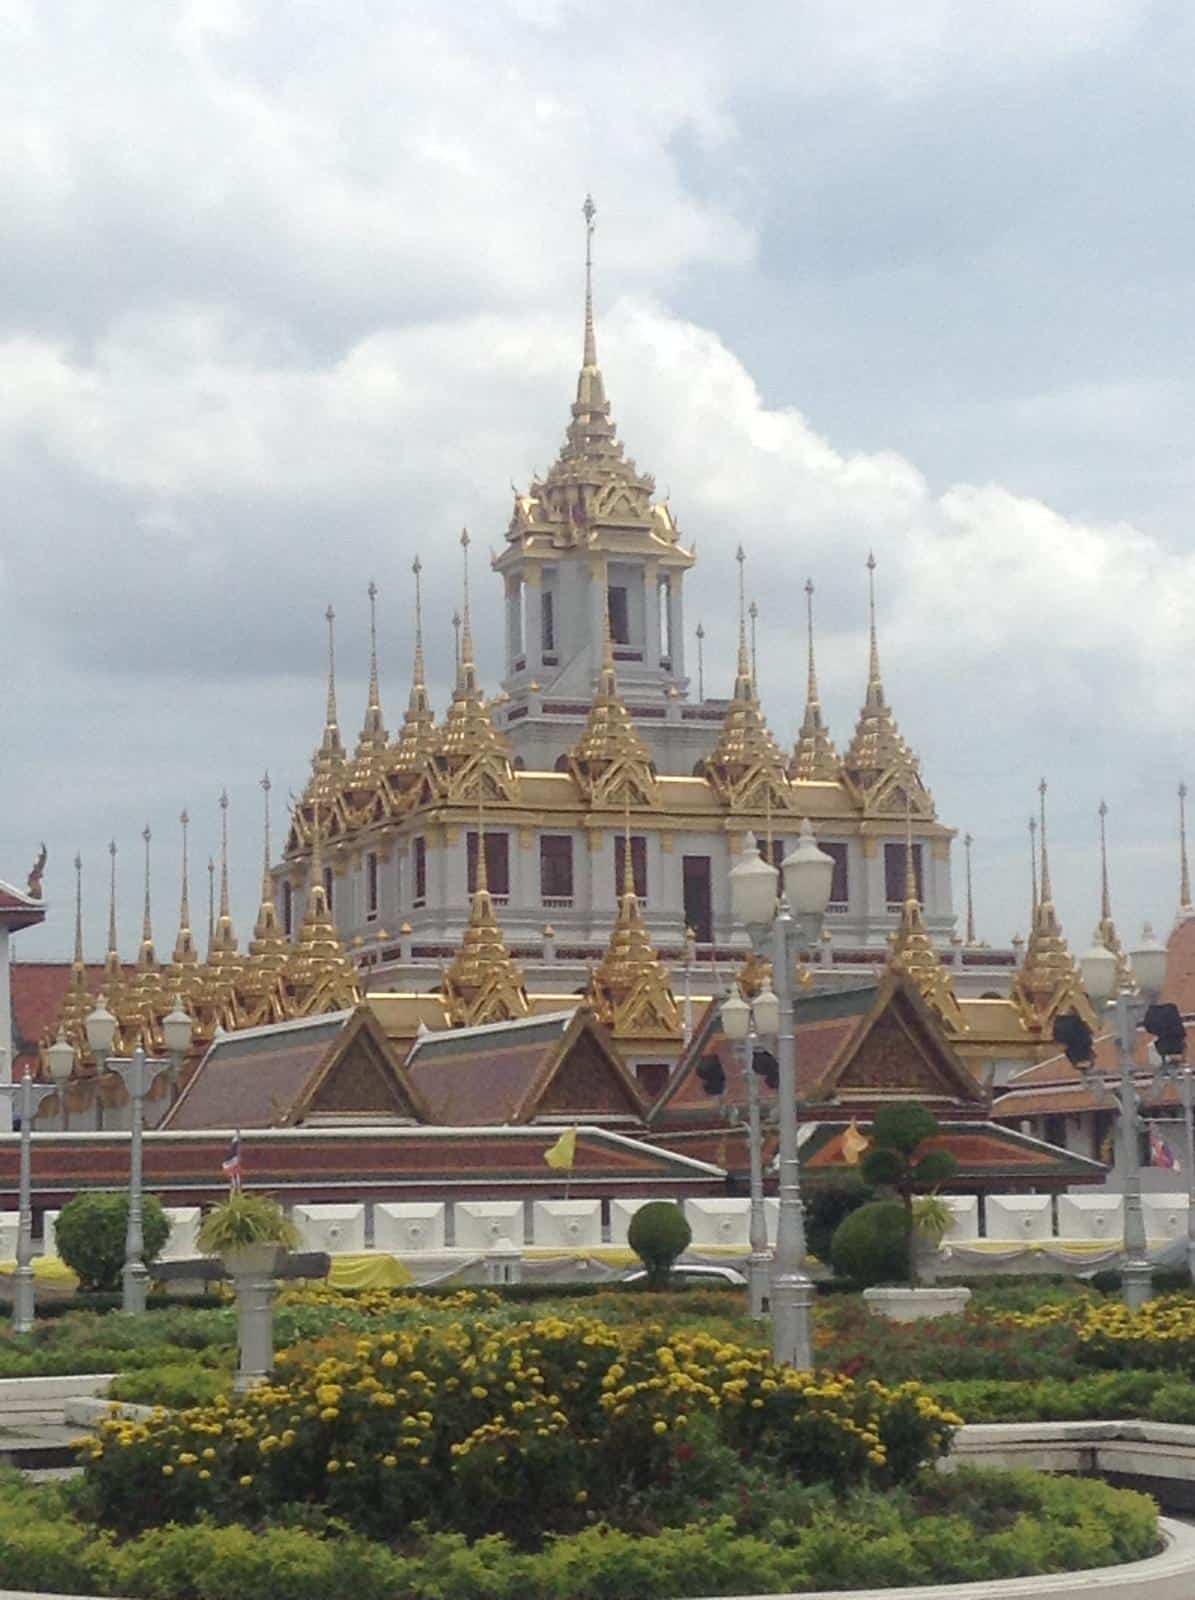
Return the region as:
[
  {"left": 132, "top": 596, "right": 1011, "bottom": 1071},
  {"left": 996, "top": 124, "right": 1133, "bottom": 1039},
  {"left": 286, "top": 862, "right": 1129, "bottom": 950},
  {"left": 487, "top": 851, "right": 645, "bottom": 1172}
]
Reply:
[
  {"left": 1038, "top": 778, "right": 1052, "bottom": 905},
  {"left": 964, "top": 832, "right": 976, "bottom": 946},
  {"left": 582, "top": 193, "right": 597, "bottom": 368},
  {"left": 365, "top": 579, "right": 383, "bottom": 728},
  {"left": 171, "top": 809, "right": 197, "bottom": 966},
  {"left": 791, "top": 576, "right": 841, "bottom": 785},
  {"left": 748, "top": 598, "right": 759, "bottom": 688},
  {"left": 1180, "top": 782, "right": 1192, "bottom": 914},
  {"left": 107, "top": 840, "right": 118, "bottom": 957},
  {"left": 1028, "top": 814, "right": 1038, "bottom": 915},
  {"left": 219, "top": 789, "right": 231, "bottom": 922},
  {"left": 452, "top": 608, "right": 461, "bottom": 674},
  {"left": 324, "top": 603, "right": 338, "bottom": 733},
  {"left": 140, "top": 823, "right": 154, "bottom": 955},
  {"left": 1098, "top": 799, "right": 1111, "bottom": 923},
  {"left": 260, "top": 771, "right": 272, "bottom": 888},
  {"left": 207, "top": 855, "right": 215, "bottom": 952},
  {"left": 804, "top": 579, "right": 818, "bottom": 704},
  {"left": 735, "top": 544, "right": 749, "bottom": 679},
  {"left": 695, "top": 620, "right": 705, "bottom": 702},
  {"left": 73, "top": 852, "right": 83, "bottom": 967},
  {"left": 866, "top": 550, "right": 880, "bottom": 686},
  {"left": 459, "top": 527, "right": 474, "bottom": 675},
  {"left": 412, "top": 555, "right": 426, "bottom": 691}
]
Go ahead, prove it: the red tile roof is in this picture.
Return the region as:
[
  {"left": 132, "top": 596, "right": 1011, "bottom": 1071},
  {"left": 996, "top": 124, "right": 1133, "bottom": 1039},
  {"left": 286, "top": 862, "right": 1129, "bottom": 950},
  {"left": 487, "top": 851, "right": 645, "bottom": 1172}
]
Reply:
[
  {"left": 0, "top": 883, "right": 47, "bottom": 931},
  {"left": 166, "top": 1015, "right": 351, "bottom": 1130},
  {"left": 1165, "top": 914, "right": 1195, "bottom": 1017}
]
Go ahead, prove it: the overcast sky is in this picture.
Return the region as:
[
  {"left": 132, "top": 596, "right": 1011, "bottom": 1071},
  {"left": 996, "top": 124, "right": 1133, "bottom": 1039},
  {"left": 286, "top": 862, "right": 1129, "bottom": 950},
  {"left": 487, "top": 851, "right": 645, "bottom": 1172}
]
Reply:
[{"left": 4, "top": 0, "right": 1193, "bottom": 964}]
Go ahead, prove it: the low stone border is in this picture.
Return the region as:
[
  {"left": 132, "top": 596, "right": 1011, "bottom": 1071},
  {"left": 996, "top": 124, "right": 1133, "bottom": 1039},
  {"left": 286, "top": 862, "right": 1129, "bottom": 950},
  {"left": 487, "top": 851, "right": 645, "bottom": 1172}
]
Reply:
[
  {"left": 61, "top": 1396, "right": 155, "bottom": 1428},
  {"left": 948, "top": 1419, "right": 1195, "bottom": 1512},
  {"left": 0, "top": 1517, "right": 1191, "bottom": 1600},
  {"left": 0, "top": 1375, "right": 112, "bottom": 1412}
]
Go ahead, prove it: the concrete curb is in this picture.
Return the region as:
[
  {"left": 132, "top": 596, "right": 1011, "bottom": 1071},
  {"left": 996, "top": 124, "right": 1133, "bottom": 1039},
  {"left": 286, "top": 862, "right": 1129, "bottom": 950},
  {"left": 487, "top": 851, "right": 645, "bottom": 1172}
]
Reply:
[
  {"left": 0, "top": 1375, "right": 112, "bottom": 1408},
  {"left": 0, "top": 1518, "right": 1191, "bottom": 1600},
  {"left": 61, "top": 1396, "right": 157, "bottom": 1427}
]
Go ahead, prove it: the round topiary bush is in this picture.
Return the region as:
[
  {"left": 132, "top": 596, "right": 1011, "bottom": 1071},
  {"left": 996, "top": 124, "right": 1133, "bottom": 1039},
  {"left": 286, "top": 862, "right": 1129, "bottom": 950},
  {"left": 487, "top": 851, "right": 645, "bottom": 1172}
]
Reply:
[
  {"left": 627, "top": 1201, "right": 692, "bottom": 1289},
  {"left": 829, "top": 1199, "right": 909, "bottom": 1287},
  {"left": 55, "top": 1191, "right": 171, "bottom": 1292}
]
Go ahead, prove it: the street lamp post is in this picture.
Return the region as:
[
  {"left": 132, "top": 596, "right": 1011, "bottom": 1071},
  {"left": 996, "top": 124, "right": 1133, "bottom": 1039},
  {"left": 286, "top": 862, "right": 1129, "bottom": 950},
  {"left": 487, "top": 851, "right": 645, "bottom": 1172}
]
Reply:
[
  {"left": 1078, "top": 928, "right": 1169, "bottom": 1311},
  {"left": 85, "top": 999, "right": 193, "bottom": 1314},
  {"left": 729, "top": 821, "right": 833, "bottom": 1369},
  {"left": 0, "top": 1046, "right": 73, "bottom": 1334},
  {"left": 722, "top": 986, "right": 780, "bottom": 1320}
]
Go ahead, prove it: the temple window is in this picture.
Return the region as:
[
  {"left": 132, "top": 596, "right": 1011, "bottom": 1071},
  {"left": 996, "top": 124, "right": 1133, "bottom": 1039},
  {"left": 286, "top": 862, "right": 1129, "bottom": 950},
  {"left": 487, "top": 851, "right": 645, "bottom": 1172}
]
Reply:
[
  {"left": 822, "top": 843, "right": 849, "bottom": 909},
  {"left": 467, "top": 831, "right": 510, "bottom": 901},
  {"left": 366, "top": 851, "right": 379, "bottom": 919},
  {"left": 614, "top": 834, "right": 647, "bottom": 901},
  {"left": 413, "top": 837, "right": 427, "bottom": 906},
  {"left": 541, "top": 590, "right": 556, "bottom": 657},
  {"left": 607, "top": 584, "right": 629, "bottom": 645},
  {"left": 884, "top": 842, "right": 923, "bottom": 909},
  {"left": 682, "top": 855, "right": 712, "bottom": 944},
  {"left": 540, "top": 835, "right": 574, "bottom": 906}
]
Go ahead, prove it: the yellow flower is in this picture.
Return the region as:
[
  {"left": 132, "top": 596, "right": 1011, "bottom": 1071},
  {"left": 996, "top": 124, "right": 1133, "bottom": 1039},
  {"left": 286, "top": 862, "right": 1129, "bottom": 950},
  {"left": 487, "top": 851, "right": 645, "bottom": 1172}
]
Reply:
[
  {"left": 382, "top": 1454, "right": 397, "bottom": 1468},
  {"left": 202, "top": 1448, "right": 216, "bottom": 1461},
  {"left": 198, "top": 1469, "right": 211, "bottom": 1481},
  {"left": 380, "top": 1351, "right": 398, "bottom": 1368},
  {"left": 653, "top": 1420, "right": 668, "bottom": 1435},
  {"left": 161, "top": 1465, "right": 174, "bottom": 1477},
  {"left": 326, "top": 1460, "right": 340, "bottom": 1474},
  {"left": 239, "top": 1474, "right": 253, "bottom": 1486}
]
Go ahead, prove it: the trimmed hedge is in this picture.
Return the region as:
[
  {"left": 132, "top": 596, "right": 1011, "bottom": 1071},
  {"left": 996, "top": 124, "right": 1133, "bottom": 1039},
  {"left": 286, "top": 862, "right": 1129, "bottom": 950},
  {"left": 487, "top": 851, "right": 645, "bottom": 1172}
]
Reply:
[{"left": 0, "top": 1467, "right": 1160, "bottom": 1600}]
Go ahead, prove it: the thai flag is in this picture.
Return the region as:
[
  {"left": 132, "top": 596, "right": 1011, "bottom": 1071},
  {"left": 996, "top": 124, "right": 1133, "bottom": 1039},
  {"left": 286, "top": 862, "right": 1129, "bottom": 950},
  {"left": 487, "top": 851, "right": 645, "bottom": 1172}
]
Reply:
[
  {"left": 1149, "top": 1125, "right": 1178, "bottom": 1171},
  {"left": 221, "top": 1131, "right": 243, "bottom": 1192}
]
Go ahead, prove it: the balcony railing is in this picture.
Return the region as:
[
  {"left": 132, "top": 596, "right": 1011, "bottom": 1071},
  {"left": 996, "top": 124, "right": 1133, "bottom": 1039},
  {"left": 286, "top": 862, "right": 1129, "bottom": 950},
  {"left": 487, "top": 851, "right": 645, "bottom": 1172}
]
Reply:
[{"left": 542, "top": 895, "right": 574, "bottom": 911}]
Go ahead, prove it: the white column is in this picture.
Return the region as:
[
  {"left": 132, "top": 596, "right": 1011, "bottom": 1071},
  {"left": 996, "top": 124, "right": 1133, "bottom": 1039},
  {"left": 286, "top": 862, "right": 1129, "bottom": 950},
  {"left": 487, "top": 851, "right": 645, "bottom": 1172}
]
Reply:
[
  {"left": 644, "top": 560, "right": 661, "bottom": 668},
  {"left": 667, "top": 573, "right": 685, "bottom": 683},
  {"left": 505, "top": 577, "right": 523, "bottom": 672},
  {"left": 523, "top": 569, "right": 543, "bottom": 673},
  {"left": 0, "top": 928, "right": 11, "bottom": 1133}
]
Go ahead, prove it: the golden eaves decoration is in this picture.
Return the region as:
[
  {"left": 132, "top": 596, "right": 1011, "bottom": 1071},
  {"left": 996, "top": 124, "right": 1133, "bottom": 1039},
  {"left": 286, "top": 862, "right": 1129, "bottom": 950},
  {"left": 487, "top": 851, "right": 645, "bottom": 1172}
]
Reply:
[
  {"left": 886, "top": 828, "right": 965, "bottom": 1035},
  {"left": 1011, "top": 783, "right": 1094, "bottom": 1032},
  {"left": 285, "top": 805, "right": 362, "bottom": 1020},
  {"left": 587, "top": 855, "right": 681, "bottom": 1040},
  {"left": 790, "top": 579, "right": 841, "bottom": 784},
  {"left": 567, "top": 622, "right": 659, "bottom": 808},
  {"left": 442, "top": 853, "right": 530, "bottom": 1029}
]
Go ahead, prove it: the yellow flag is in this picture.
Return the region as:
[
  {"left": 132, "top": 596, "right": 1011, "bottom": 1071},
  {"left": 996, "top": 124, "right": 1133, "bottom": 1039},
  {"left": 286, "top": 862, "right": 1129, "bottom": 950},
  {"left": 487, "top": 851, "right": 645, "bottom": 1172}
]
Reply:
[
  {"left": 544, "top": 1125, "right": 577, "bottom": 1171},
  {"left": 842, "top": 1118, "right": 869, "bottom": 1167}
]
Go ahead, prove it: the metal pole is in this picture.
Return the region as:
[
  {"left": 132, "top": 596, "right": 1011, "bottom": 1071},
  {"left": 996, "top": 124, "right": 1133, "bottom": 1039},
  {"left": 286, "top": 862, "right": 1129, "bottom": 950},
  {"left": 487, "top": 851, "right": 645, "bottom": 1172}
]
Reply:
[
  {"left": 12, "top": 1072, "right": 35, "bottom": 1335},
  {"left": 769, "top": 902, "right": 813, "bottom": 1369},
  {"left": 122, "top": 1048, "right": 149, "bottom": 1314},
  {"left": 743, "top": 1024, "right": 770, "bottom": 1320},
  {"left": 1182, "top": 1068, "right": 1195, "bottom": 1289},
  {"left": 1115, "top": 994, "right": 1152, "bottom": 1310}
]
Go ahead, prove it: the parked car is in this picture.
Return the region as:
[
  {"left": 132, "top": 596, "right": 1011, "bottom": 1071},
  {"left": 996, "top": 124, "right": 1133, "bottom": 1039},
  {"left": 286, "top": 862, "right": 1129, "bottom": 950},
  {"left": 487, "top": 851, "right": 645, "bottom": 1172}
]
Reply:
[{"left": 619, "top": 1262, "right": 747, "bottom": 1288}]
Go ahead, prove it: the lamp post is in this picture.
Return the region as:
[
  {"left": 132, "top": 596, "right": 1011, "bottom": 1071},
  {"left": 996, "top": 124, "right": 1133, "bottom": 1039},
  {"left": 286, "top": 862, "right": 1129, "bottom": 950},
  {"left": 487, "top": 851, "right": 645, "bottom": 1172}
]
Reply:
[
  {"left": 721, "top": 984, "right": 780, "bottom": 1319},
  {"left": 728, "top": 820, "right": 833, "bottom": 1368},
  {"left": 0, "top": 1044, "right": 73, "bottom": 1334},
  {"left": 1078, "top": 928, "right": 1169, "bottom": 1311},
  {"left": 85, "top": 998, "right": 193, "bottom": 1314}
]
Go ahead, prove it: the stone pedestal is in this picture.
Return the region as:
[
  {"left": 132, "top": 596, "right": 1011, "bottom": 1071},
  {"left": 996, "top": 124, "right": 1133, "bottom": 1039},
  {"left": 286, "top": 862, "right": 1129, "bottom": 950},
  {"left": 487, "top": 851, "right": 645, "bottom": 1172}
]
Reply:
[
  {"left": 223, "top": 1244, "right": 285, "bottom": 1391},
  {"left": 863, "top": 1285, "right": 972, "bottom": 1323}
]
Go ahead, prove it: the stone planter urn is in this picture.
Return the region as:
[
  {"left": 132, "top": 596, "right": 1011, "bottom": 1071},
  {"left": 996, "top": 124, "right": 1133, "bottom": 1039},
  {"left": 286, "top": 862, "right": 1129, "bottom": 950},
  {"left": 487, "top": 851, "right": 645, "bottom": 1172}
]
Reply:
[
  {"left": 222, "top": 1244, "right": 286, "bottom": 1391},
  {"left": 863, "top": 1285, "right": 972, "bottom": 1323}
]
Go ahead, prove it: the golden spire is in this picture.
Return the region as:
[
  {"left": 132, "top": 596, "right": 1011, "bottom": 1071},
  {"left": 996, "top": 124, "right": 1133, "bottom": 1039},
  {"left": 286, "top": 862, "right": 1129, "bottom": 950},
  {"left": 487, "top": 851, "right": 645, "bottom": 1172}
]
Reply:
[
  {"left": 284, "top": 797, "right": 362, "bottom": 1017},
  {"left": 442, "top": 800, "right": 529, "bottom": 1028},
  {"left": 583, "top": 190, "right": 597, "bottom": 369},
  {"left": 1012, "top": 779, "right": 1093, "bottom": 1030},
  {"left": 588, "top": 802, "right": 681, "bottom": 1040},
  {"left": 73, "top": 851, "right": 84, "bottom": 970},
  {"left": 236, "top": 771, "right": 291, "bottom": 1027},
  {"left": 49, "top": 852, "right": 92, "bottom": 1062},
  {"left": 359, "top": 581, "right": 388, "bottom": 747},
  {"left": 435, "top": 529, "right": 518, "bottom": 804},
  {"left": 121, "top": 824, "right": 167, "bottom": 1051},
  {"left": 102, "top": 839, "right": 124, "bottom": 1004},
  {"left": 843, "top": 553, "right": 929, "bottom": 813},
  {"left": 963, "top": 832, "right": 976, "bottom": 946},
  {"left": 195, "top": 792, "right": 243, "bottom": 1035},
  {"left": 298, "top": 605, "right": 348, "bottom": 828},
  {"left": 323, "top": 602, "right": 342, "bottom": 755},
  {"left": 207, "top": 856, "right": 215, "bottom": 955},
  {"left": 705, "top": 545, "right": 792, "bottom": 813},
  {"left": 1029, "top": 814, "right": 1039, "bottom": 918},
  {"left": 790, "top": 578, "right": 841, "bottom": 783},
  {"left": 390, "top": 554, "right": 438, "bottom": 793},
  {"left": 1096, "top": 800, "right": 1133, "bottom": 989},
  {"left": 748, "top": 597, "right": 759, "bottom": 688},
  {"left": 1180, "top": 782, "right": 1192, "bottom": 918},
  {"left": 138, "top": 824, "right": 156, "bottom": 969},
  {"left": 887, "top": 799, "right": 964, "bottom": 1031},
  {"left": 568, "top": 603, "right": 657, "bottom": 806},
  {"left": 168, "top": 810, "right": 202, "bottom": 1006},
  {"left": 211, "top": 789, "right": 239, "bottom": 957},
  {"left": 344, "top": 582, "right": 390, "bottom": 815}
]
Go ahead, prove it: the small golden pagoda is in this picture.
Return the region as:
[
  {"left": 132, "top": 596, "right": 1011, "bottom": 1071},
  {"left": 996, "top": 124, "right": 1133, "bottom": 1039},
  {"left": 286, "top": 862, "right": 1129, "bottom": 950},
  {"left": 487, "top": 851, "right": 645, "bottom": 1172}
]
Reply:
[
  {"left": 441, "top": 827, "right": 530, "bottom": 1028},
  {"left": 434, "top": 530, "right": 518, "bottom": 806},
  {"left": 843, "top": 554, "right": 932, "bottom": 817},
  {"left": 704, "top": 547, "right": 794, "bottom": 814},
  {"left": 887, "top": 808, "right": 965, "bottom": 1033},
  {"left": 235, "top": 773, "right": 292, "bottom": 1029},
  {"left": 165, "top": 808, "right": 205, "bottom": 1019},
  {"left": 587, "top": 824, "right": 681, "bottom": 1039},
  {"left": 119, "top": 824, "right": 168, "bottom": 1054},
  {"left": 1011, "top": 780, "right": 1094, "bottom": 1031},
  {"left": 285, "top": 802, "right": 362, "bottom": 1018},
  {"left": 45, "top": 853, "right": 93, "bottom": 1070},
  {"left": 790, "top": 578, "right": 841, "bottom": 784},
  {"left": 568, "top": 615, "right": 658, "bottom": 808},
  {"left": 98, "top": 840, "right": 127, "bottom": 1036},
  {"left": 289, "top": 605, "right": 350, "bottom": 850},
  {"left": 386, "top": 555, "right": 438, "bottom": 808},
  {"left": 193, "top": 792, "right": 244, "bottom": 1036},
  {"left": 341, "top": 581, "right": 390, "bottom": 828}
]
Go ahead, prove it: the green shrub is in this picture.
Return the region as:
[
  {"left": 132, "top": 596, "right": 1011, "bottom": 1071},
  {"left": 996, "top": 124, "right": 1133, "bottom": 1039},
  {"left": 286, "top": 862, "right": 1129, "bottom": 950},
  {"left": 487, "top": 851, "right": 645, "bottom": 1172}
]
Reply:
[
  {"left": 1148, "top": 1376, "right": 1195, "bottom": 1424},
  {"left": 930, "top": 1369, "right": 1167, "bottom": 1423},
  {"left": 805, "top": 1178, "right": 873, "bottom": 1263},
  {"left": 108, "top": 1363, "right": 233, "bottom": 1408},
  {"left": 860, "top": 1103, "right": 959, "bottom": 1286},
  {"left": 830, "top": 1199, "right": 909, "bottom": 1287},
  {"left": 55, "top": 1192, "right": 171, "bottom": 1293},
  {"left": 197, "top": 1194, "right": 299, "bottom": 1255},
  {"left": 627, "top": 1202, "right": 692, "bottom": 1290}
]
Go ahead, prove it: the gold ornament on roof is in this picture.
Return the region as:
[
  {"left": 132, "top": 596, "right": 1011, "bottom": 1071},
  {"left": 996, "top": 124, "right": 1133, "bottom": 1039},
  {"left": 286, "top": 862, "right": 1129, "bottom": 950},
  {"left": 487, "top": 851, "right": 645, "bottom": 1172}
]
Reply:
[
  {"left": 887, "top": 803, "right": 965, "bottom": 1032},
  {"left": 442, "top": 806, "right": 530, "bottom": 1027},
  {"left": 194, "top": 791, "right": 244, "bottom": 1035},
  {"left": 120, "top": 823, "right": 168, "bottom": 1053},
  {"left": 236, "top": 772, "right": 292, "bottom": 1029},
  {"left": 843, "top": 554, "right": 932, "bottom": 817},
  {"left": 704, "top": 547, "right": 794, "bottom": 814},
  {"left": 289, "top": 605, "right": 350, "bottom": 851},
  {"left": 434, "top": 529, "right": 518, "bottom": 806},
  {"left": 790, "top": 579, "right": 841, "bottom": 784},
  {"left": 285, "top": 799, "right": 361, "bottom": 1017},
  {"left": 587, "top": 810, "right": 680, "bottom": 1039},
  {"left": 388, "top": 555, "right": 438, "bottom": 804},
  {"left": 43, "top": 852, "right": 88, "bottom": 1074},
  {"left": 166, "top": 809, "right": 204, "bottom": 1016},
  {"left": 1011, "top": 780, "right": 1094, "bottom": 1030},
  {"left": 1095, "top": 800, "right": 1135, "bottom": 992},
  {"left": 568, "top": 609, "right": 658, "bottom": 807},
  {"left": 26, "top": 843, "right": 46, "bottom": 900},
  {"left": 342, "top": 581, "right": 390, "bottom": 824}
]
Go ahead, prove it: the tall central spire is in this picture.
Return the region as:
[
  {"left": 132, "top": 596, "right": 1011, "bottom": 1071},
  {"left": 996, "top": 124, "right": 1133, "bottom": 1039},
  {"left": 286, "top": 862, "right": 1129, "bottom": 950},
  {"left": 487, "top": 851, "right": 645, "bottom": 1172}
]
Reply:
[
  {"left": 138, "top": 823, "right": 156, "bottom": 969},
  {"left": 888, "top": 797, "right": 964, "bottom": 1030},
  {"left": 843, "top": 552, "right": 928, "bottom": 812},
  {"left": 1012, "top": 779, "right": 1092, "bottom": 1030},
  {"left": 391, "top": 554, "right": 438, "bottom": 792},
  {"left": 583, "top": 191, "right": 597, "bottom": 368},
  {"left": 791, "top": 577, "right": 840, "bottom": 783},
  {"left": 707, "top": 546, "right": 792, "bottom": 813},
  {"left": 1096, "top": 799, "right": 1132, "bottom": 988}
]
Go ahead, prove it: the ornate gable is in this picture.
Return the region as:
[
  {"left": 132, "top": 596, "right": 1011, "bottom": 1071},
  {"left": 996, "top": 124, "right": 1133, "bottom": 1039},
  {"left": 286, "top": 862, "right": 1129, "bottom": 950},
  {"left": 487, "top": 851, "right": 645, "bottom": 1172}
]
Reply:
[
  {"left": 807, "top": 977, "right": 984, "bottom": 1109},
  {"left": 296, "top": 1010, "right": 426, "bottom": 1124},
  {"left": 525, "top": 1013, "right": 646, "bottom": 1122}
]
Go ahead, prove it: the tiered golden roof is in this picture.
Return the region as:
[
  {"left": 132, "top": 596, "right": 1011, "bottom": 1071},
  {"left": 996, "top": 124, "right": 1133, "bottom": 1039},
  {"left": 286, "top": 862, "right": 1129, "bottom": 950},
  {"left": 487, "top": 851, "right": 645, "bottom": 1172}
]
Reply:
[
  {"left": 887, "top": 809, "right": 965, "bottom": 1032},
  {"left": 442, "top": 827, "right": 530, "bottom": 1027},
  {"left": 568, "top": 615, "right": 658, "bottom": 807},
  {"left": 434, "top": 530, "right": 518, "bottom": 806},
  {"left": 843, "top": 555, "right": 932, "bottom": 817},
  {"left": 285, "top": 802, "right": 362, "bottom": 1017},
  {"left": 705, "top": 548, "right": 794, "bottom": 814},
  {"left": 1011, "top": 781, "right": 1094, "bottom": 1030},
  {"left": 387, "top": 555, "right": 438, "bottom": 803},
  {"left": 1095, "top": 800, "right": 1134, "bottom": 991},
  {"left": 587, "top": 826, "right": 680, "bottom": 1039},
  {"left": 193, "top": 792, "right": 243, "bottom": 1036},
  {"left": 236, "top": 773, "right": 291, "bottom": 1029},
  {"left": 290, "top": 606, "right": 349, "bottom": 850},
  {"left": 120, "top": 824, "right": 168, "bottom": 1054},
  {"left": 46, "top": 853, "right": 94, "bottom": 1070},
  {"left": 342, "top": 582, "right": 390, "bottom": 825},
  {"left": 790, "top": 579, "right": 841, "bottom": 784},
  {"left": 166, "top": 809, "right": 205, "bottom": 1017}
]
